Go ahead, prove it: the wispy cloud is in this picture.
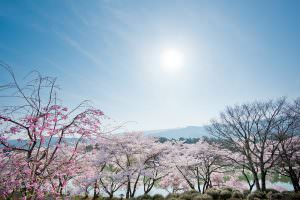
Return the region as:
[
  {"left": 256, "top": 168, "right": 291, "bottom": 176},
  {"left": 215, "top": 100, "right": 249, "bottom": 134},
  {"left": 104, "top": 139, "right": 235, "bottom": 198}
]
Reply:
[{"left": 54, "top": 31, "right": 103, "bottom": 67}]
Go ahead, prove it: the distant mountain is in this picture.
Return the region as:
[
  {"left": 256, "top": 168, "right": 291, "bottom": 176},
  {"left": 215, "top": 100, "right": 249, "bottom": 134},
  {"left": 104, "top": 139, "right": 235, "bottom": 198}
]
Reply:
[
  {"left": 144, "top": 126, "right": 209, "bottom": 139},
  {"left": 2, "top": 137, "right": 84, "bottom": 148},
  {"left": 3, "top": 126, "right": 210, "bottom": 147}
]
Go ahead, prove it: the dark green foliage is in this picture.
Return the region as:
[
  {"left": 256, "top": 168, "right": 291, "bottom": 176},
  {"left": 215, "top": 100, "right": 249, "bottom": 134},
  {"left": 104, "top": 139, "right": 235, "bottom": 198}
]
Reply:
[
  {"left": 179, "top": 192, "right": 198, "bottom": 200},
  {"left": 166, "top": 193, "right": 180, "bottom": 199},
  {"left": 193, "top": 194, "right": 213, "bottom": 200},
  {"left": 182, "top": 138, "right": 200, "bottom": 144},
  {"left": 222, "top": 188, "right": 233, "bottom": 192},
  {"left": 103, "top": 197, "right": 118, "bottom": 200},
  {"left": 188, "top": 190, "right": 199, "bottom": 194},
  {"left": 220, "top": 190, "right": 232, "bottom": 200},
  {"left": 152, "top": 194, "right": 165, "bottom": 200},
  {"left": 157, "top": 137, "right": 200, "bottom": 144},
  {"left": 247, "top": 191, "right": 267, "bottom": 200},
  {"left": 205, "top": 189, "right": 221, "bottom": 200},
  {"left": 231, "top": 191, "right": 244, "bottom": 199},
  {"left": 179, "top": 194, "right": 193, "bottom": 200},
  {"left": 138, "top": 194, "right": 152, "bottom": 200},
  {"left": 267, "top": 192, "right": 283, "bottom": 200},
  {"left": 264, "top": 189, "right": 279, "bottom": 194},
  {"left": 279, "top": 192, "right": 300, "bottom": 200},
  {"left": 243, "top": 190, "right": 251, "bottom": 197},
  {"left": 281, "top": 191, "right": 292, "bottom": 195},
  {"left": 158, "top": 137, "right": 169, "bottom": 143}
]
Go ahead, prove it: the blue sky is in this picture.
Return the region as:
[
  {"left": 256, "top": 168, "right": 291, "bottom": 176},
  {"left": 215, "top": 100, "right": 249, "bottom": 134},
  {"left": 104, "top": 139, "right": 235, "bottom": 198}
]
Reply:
[{"left": 0, "top": 0, "right": 300, "bottom": 131}]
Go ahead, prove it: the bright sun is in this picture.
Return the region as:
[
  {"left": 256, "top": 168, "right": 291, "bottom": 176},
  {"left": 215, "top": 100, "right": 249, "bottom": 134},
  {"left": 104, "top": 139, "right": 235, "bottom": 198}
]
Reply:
[{"left": 161, "top": 48, "right": 184, "bottom": 72}]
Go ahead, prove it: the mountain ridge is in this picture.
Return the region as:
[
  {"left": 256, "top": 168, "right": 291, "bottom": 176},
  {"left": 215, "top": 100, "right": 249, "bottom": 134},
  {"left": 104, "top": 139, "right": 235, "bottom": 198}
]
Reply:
[{"left": 144, "top": 125, "right": 209, "bottom": 139}]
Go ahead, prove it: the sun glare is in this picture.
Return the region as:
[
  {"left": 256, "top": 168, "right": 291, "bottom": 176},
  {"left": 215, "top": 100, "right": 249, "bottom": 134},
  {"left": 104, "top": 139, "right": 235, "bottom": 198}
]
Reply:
[{"left": 161, "top": 48, "right": 184, "bottom": 72}]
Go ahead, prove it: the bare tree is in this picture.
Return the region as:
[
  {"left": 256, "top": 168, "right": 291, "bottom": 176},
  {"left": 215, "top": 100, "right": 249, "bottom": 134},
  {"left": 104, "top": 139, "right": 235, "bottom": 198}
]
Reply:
[
  {"left": 276, "top": 98, "right": 300, "bottom": 192},
  {"left": 207, "top": 98, "right": 295, "bottom": 191}
]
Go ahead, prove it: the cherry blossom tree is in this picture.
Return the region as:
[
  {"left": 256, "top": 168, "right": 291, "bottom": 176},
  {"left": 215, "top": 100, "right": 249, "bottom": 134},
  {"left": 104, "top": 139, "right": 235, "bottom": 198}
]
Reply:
[
  {"left": 141, "top": 141, "right": 169, "bottom": 195},
  {"left": 0, "top": 63, "right": 104, "bottom": 199},
  {"left": 2, "top": 63, "right": 300, "bottom": 198},
  {"left": 167, "top": 140, "right": 228, "bottom": 193},
  {"left": 159, "top": 172, "right": 190, "bottom": 193},
  {"left": 223, "top": 176, "right": 247, "bottom": 191},
  {"left": 84, "top": 132, "right": 168, "bottom": 198},
  {"left": 72, "top": 149, "right": 104, "bottom": 199}
]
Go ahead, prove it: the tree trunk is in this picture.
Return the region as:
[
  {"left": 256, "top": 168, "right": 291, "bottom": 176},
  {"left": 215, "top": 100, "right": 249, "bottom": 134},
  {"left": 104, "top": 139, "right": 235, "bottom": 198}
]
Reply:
[
  {"left": 126, "top": 177, "right": 131, "bottom": 199},
  {"left": 59, "top": 186, "right": 63, "bottom": 196},
  {"left": 176, "top": 166, "right": 195, "bottom": 190},
  {"left": 289, "top": 169, "right": 300, "bottom": 192},
  {"left": 242, "top": 166, "right": 255, "bottom": 192},
  {"left": 130, "top": 173, "right": 141, "bottom": 198},
  {"left": 202, "top": 182, "right": 207, "bottom": 194},
  {"left": 144, "top": 180, "right": 154, "bottom": 194},
  {"left": 261, "top": 171, "right": 267, "bottom": 191},
  {"left": 291, "top": 178, "right": 300, "bottom": 193},
  {"left": 93, "top": 181, "right": 99, "bottom": 199},
  {"left": 196, "top": 168, "right": 201, "bottom": 193},
  {"left": 253, "top": 171, "right": 261, "bottom": 191}
]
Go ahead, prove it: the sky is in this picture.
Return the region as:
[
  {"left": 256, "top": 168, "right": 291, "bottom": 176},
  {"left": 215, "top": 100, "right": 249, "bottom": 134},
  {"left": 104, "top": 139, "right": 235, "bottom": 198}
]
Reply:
[{"left": 0, "top": 0, "right": 300, "bottom": 131}]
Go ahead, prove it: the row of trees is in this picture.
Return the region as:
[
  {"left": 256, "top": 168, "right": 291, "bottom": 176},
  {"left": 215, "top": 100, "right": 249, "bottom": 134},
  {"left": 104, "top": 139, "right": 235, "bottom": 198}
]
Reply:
[
  {"left": 0, "top": 65, "right": 299, "bottom": 199},
  {"left": 72, "top": 133, "right": 240, "bottom": 198},
  {"left": 71, "top": 124, "right": 300, "bottom": 199}
]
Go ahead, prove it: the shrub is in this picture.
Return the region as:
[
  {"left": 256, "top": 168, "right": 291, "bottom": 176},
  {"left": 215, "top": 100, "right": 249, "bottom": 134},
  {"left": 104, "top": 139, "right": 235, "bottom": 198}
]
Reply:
[
  {"left": 243, "top": 190, "right": 251, "bottom": 197},
  {"left": 188, "top": 190, "right": 199, "bottom": 194},
  {"left": 71, "top": 195, "right": 81, "bottom": 200},
  {"left": 220, "top": 190, "right": 232, "bottom": 200},
  {"left": 179, "top": 194, "right": 193, "bottom": 200},
  {"left": 267, "top": 192, "right": 283, "bottom": 200},
  {"left": 179, "top": 191, "right": 200, "bottom": 200},
  {"left": 228, "top": 198, "right": 244, "bottom": 200},
  {"left": 231, "top": 191, "right": 244, "bottom": 199},
  {"left": 152, "top": 194, "right": 164, "bottom": 200},
  {"left": 138, "top": 194, "right": 152, "bottom": 200},
  {"left": 222, "top": 188, "right": 234, "bottom": 192},
  {"left": 265, "top": 189, "right": 279, "bottom": 194},
  {"left": 103, "top": 197, "right": 118, "bottom": 200},
  {"left": 205, "top": 189, "right": 221, "bottom": 200},
  {"left": 281, "top": 191, "right": 293, "bottom": 195},
  {"left": 280, "top": 192, "right": 300, "bottom": 200},
  {"left": 247, "top": 191, "right": 267, "bottom": 200},
  {"left": 166, "top": 193, "right": 181, "bottom": 200},
  {"left": 194, "top": 194, "right": 213, "bottom": 200}
]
